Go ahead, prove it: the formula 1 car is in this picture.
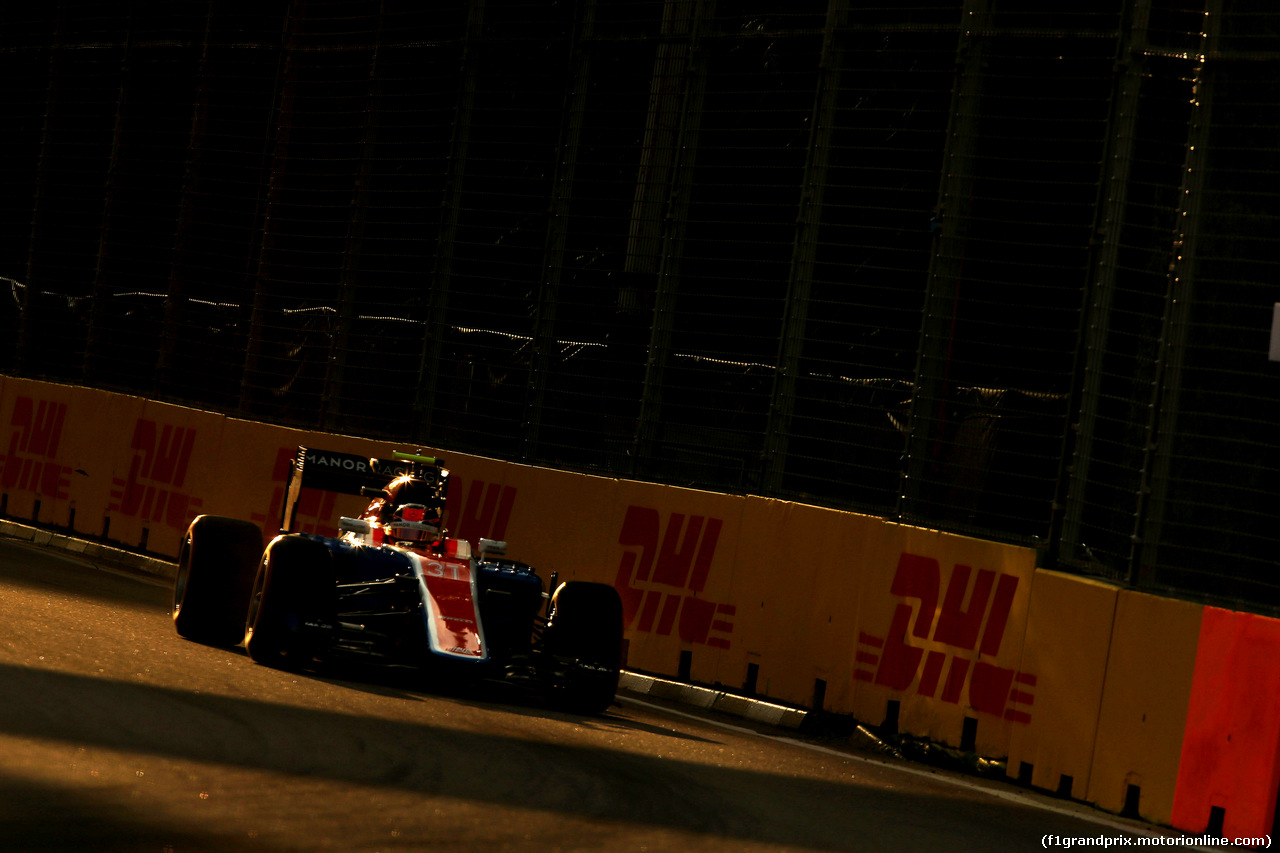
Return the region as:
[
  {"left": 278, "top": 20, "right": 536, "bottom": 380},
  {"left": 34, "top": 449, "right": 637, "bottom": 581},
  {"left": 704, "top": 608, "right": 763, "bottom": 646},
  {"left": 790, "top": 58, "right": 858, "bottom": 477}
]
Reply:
[{"left": 171, "top": 446, "right": 624, "bottom": 714}]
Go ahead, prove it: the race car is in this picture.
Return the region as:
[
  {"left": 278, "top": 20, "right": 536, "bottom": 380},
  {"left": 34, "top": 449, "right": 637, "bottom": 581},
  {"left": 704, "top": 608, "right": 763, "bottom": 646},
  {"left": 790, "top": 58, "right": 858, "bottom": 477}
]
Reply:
[{"left": 171, "top": 446, "right": 624, "bottom": 714}]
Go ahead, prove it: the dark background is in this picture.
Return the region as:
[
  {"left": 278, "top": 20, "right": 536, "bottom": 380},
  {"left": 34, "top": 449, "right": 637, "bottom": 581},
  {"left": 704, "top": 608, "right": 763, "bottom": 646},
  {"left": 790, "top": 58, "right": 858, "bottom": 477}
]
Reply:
[{"left": 3, "top": 0, "right": 1279, "bottom": 610}]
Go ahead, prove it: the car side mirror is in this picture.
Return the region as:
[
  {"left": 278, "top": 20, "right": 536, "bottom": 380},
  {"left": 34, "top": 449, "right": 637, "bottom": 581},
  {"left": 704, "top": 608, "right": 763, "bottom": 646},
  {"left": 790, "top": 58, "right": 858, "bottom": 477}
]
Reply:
[
  {"left": 478, "top": 538, "right": 508, "bottom": 559},
  {"left": 339, "top": 517, "right": 372, "bottom": 536}
]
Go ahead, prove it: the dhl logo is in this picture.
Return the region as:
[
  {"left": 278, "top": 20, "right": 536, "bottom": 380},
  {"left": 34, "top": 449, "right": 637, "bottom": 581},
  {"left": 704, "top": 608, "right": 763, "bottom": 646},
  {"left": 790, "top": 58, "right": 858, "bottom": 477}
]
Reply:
[
  {"left": 856, "top": 552, "right": 1036, "bottom": 724},
  {"left": 613, "top": 506, "right": 735, "bottom": 650},
  {"left": 109, "top": 418, "right": 202, "bottom": 530},
  {"left": 0, "top": 396, "right": 71, "bottom": 499},
  {"left": 448, "top": 478, "right": 516, "bottom": 546}
]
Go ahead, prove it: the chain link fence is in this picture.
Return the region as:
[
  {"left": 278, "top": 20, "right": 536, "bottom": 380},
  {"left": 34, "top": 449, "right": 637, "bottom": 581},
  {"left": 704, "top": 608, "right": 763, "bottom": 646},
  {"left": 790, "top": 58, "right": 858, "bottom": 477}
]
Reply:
[{"left": 3, "top": 1, "right": 1279, "bottom": 610}]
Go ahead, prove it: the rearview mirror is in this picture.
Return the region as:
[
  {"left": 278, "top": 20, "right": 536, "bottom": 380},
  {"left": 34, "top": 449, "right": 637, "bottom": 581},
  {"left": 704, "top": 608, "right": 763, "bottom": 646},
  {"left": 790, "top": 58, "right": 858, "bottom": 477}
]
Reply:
[
  {"left": 478, "top": 538, "right": 508, "bottom": 558},
  {"left": 339, "top": 517, "right": 372, "bottom": 536}
]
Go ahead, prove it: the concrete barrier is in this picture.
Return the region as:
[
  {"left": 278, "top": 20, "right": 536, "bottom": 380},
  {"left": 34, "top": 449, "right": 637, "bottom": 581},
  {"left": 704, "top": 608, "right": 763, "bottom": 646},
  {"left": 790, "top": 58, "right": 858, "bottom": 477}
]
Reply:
[
  {"left": 1006, "top": 570, "right": 1118, "bottom": 799},
  {"left": 1087, "top": 589, "right": 1202, "bottom": 826}
]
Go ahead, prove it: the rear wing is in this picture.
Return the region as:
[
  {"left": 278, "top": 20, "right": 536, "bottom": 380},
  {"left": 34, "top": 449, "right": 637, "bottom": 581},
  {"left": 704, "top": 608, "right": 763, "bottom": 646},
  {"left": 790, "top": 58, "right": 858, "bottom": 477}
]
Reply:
[{"left": 279, "top": 446, "right": 446, "bottom": 533}]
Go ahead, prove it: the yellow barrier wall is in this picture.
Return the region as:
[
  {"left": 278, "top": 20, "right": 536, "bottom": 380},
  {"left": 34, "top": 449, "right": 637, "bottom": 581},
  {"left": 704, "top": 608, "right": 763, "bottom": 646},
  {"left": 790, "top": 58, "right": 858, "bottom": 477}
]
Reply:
[
  {"left": 1086, "top": 589, "right": 1202, "bottom": 826},
  {"left": 0, "top": 378, "right": 142, "bottom": 536},
  {"left": 1005, "top": 570, "right": 1118, "bottom": 798},
  {"left": 499, "top": 464, "right": 617, "bottom": 578},
  {"left": 194, "top": 418, "right": 312, "bottom": 539},
  {"left": 105, "top": 400, "right": 231, "bottom": 557},
  {"left": 724, "top": 498, "right": 868, "bottom": 708},
  {"left": 1, "top": 377, "right": 142, "bottom": 531},
  {"left": 0, "top": 376, "right": 71, "bottom": 524},
  {"left": 603, "top": 479, "right": 746, "bottom": 681},
  {"left": 439, "top": 451, "right": 518, "bottom": 546}
]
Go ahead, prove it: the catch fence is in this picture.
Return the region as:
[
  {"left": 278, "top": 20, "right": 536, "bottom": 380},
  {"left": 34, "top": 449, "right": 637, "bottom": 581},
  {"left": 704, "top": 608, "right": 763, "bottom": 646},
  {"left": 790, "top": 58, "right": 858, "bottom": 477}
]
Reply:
[{"left": 2, "top": 0, "right": 1279, "bottom": 610}]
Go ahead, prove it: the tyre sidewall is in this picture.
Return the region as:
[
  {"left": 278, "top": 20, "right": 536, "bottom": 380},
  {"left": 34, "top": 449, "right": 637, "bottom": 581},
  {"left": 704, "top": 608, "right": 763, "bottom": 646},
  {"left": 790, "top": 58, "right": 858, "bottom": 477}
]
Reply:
[
  {"left": 545, "top": 581, "right": 624, "bottom": 714},
  {"left": 173, "top": 515, "right": 264, "bottom": 645},
  {"left": 244, "top": 535, "right": 335, "bottom": 670}
]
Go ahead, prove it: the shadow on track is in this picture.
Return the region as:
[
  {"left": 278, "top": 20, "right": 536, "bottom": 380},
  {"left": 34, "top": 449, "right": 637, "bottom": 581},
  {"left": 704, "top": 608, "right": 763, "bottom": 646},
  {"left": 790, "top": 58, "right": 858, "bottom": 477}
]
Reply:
[
  {"left": 0, "top": 662, "right": 1105, "bottom": 853},
  {"left": 0, "top": 768, "right": 288, "bottom": 853}
]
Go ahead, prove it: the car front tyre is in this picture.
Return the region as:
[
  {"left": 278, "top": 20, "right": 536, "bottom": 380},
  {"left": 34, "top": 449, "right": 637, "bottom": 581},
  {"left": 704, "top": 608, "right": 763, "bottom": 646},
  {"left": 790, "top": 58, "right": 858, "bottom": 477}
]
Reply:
[
  {"left": 243, "top": 535, "right": 335, "bottom": 671},
  {"left": 173, "top": 515, "right": 264, "bottom": 646},
  {"left": 544, "top": 581, "right": 624, "bottom": 715}
]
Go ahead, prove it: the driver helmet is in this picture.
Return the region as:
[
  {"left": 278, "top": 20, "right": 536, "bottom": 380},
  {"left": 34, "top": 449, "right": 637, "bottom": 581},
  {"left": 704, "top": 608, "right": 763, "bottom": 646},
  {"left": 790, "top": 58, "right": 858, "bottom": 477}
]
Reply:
[
  {"left": 387, "top": 502, "right": 438, "bottom": 542},
  {"left": 379, "top": 475, "right": 443, "bottom": 541}
]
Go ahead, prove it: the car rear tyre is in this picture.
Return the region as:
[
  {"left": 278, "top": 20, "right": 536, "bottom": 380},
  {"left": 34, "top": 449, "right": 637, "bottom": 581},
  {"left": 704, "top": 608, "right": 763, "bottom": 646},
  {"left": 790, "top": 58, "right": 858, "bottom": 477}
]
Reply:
[
  {"left": 172, "top": 515, "right": 264, "bottom": 646},
  {"left": 244, "top": 535, "right": 335, "bottom": 670},
  {"left": 544, "top": 581, "right": 624, "bottom": 715}
]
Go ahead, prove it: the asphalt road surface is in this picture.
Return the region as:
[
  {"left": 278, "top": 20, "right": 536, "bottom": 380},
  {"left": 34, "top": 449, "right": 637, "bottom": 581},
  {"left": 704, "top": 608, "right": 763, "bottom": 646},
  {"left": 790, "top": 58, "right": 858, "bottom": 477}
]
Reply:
[{"left": 0, "top": 535, "right": 1167, "bottom": 852}]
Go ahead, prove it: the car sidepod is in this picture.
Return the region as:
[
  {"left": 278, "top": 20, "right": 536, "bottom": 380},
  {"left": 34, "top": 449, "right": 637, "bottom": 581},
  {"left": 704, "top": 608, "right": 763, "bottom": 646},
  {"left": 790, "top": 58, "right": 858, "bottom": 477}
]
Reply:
[{"left": 475, "top": 560, "right": 544, "bottom": 660}]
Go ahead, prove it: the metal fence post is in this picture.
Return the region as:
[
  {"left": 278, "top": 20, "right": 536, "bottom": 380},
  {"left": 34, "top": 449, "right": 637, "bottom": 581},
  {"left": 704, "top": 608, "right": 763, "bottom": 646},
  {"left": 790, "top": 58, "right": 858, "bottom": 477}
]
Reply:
[
  {"left": 415, "top": 0, "right": 484, "bottom": 443},
  {"left": 323, "top": 1, "right": 386, "bottom": 432},
  {"left": 15, "top": 2, "right": 67, "bottom": 375},
  {"left": 521, "top": 0, "right": 594, "bottom": 463},
  {"left": 898, "top": 0, "right": 989, "bottom": 524},
  {"left": 628, "top": 0, "right": 711, "bottom": 477},
  {"left": 157, "top": 0, "right": 215, "bottom": 398},
  {"left": 1134, "top": 0, "right": 1219, "bottom": 585},
  {"left": 82, "top": 15, "right": 132, "bottom": 385},
  {"left": 1057, "top": 0, "right": 1149, "bottom": 577},
  {"left": 762, "top": 0, "right": 846, "bottom": 495},
  {"left": 239, "top": 6, "right": 298, "bottom": 417}
]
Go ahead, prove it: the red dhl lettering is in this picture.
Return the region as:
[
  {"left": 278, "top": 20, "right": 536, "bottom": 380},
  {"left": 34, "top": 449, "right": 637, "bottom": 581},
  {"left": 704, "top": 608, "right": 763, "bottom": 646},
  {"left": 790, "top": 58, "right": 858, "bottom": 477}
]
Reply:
[
  {"left": 855, "top": 552, "right": 1036, "bottom": 724},
  {"left": 448, "top": 478, "right": 516, "bottom": 544},
  {"left": 1, "top": 397, "right": 71, "bottom": 499},
  {"left": 614, "top": 505, "right": 734, "bottom": 650},
  {"left": 108, "top": 418, "right": 202, "bottom": 530}
]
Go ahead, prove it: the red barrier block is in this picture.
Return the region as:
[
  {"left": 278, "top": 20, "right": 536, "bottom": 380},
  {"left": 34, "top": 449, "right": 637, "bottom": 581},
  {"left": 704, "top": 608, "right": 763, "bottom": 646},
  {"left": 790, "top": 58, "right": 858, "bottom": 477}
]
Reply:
[{"left": 1171, "top": 606, "right": 1280, "bottom": 838}]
